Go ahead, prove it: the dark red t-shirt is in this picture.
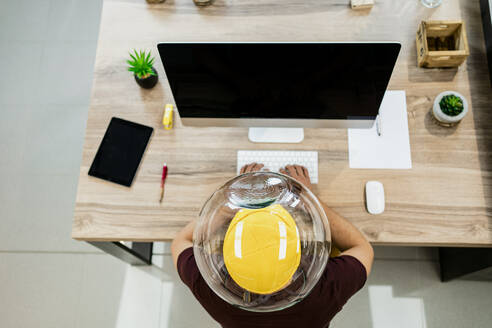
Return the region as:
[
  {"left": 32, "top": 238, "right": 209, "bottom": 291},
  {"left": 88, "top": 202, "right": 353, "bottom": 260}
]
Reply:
[{"left": 177, "top": 247, "right": 367, "bottom": 328}]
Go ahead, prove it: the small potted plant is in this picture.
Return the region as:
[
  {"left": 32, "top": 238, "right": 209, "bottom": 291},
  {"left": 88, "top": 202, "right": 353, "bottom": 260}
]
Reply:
[
  {"left": 127, "top": 49, "right": 158, "bottom": 89},
  {"left": 432, "top": 91, "right": 468, "bottom": 126}
]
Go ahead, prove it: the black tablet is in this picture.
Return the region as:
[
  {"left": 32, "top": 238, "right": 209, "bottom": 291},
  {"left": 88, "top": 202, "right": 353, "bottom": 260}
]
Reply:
[{"left": 88, "top": 117, "right": 153, "bottom": 187}]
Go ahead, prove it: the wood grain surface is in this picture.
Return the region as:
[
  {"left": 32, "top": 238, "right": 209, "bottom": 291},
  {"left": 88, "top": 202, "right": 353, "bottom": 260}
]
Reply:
[{"left": 72, "top": 0, "right": 492, "bottom": 246}]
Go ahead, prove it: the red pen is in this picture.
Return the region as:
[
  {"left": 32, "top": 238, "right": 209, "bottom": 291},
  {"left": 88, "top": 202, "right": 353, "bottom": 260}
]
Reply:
[{"left": 160, "top": 164, "right": 168, "bottom": 203}]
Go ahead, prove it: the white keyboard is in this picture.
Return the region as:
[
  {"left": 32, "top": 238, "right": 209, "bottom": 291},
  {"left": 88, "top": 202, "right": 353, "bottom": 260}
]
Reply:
[{"left": 237, "top": 150, "right": 318, "bottom": 183}]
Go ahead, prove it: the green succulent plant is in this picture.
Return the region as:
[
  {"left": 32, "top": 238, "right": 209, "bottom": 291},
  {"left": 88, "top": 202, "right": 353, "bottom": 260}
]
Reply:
[
  {"left": 439, "top": 94, "right": 464, "bottom": 116},
  {"left": 127, "top": 49, "right": 156, "bottom": 79}
]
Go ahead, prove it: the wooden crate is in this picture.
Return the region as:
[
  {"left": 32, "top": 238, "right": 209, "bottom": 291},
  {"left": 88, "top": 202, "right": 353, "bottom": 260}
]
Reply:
[
  {"left": 351, "top": 0, "right": 374, "bottom": 10},
  {"left": 416, "top": 20, "right": 469, "bottom": 68}
]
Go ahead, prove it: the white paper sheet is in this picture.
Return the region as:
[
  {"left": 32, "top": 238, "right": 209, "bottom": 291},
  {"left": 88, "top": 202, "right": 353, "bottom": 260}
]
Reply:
[{"left": 348, "top": 90, "right": 412, "bottom": 169}]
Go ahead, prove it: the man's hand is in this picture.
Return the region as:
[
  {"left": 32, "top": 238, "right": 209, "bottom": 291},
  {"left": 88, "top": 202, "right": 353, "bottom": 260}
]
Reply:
[
  {"left": 240, "top": 163, "right": 265, "bottom": 174},
  {"left": 279, "top": 165, "right": 313, "bottom": 190}
]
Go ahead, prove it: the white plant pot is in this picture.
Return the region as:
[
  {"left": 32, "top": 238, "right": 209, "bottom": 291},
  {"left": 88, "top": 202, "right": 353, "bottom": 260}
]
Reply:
[{"left": 432, "top": 91, "right": 468, "bottom": 126}]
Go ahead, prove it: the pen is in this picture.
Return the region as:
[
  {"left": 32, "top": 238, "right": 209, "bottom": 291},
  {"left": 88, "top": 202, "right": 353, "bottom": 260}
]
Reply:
[
  {"left": 376, "top": 114, "right": 382, "bottom": 137},
  {"left": 160, "top": 164, "right": 168, "bottom": 203}
]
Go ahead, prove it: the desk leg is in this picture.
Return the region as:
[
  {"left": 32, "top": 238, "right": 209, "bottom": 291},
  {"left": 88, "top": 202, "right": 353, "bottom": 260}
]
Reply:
[
  {"left": 439, "top": 247, "right": 492, "bottom": 282},
  {"left": 89, "top": 241, "right": 153, "bottom": 265}
]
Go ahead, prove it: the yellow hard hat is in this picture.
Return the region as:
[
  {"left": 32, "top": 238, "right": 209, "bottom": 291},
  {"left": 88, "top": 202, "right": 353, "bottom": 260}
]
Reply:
[{"left": 223, "top": 204, "right": 301, "bottom": 295}]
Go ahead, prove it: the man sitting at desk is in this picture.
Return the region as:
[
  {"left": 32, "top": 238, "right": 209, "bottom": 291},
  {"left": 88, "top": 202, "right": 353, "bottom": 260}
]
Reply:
[{"left": 171, "top": 164, "right": 374, "bottom": 328}]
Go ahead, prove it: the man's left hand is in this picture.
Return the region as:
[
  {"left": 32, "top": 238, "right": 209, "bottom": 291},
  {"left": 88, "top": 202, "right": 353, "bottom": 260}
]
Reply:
[{"left": 240, "top": 163, "right": 265, "bottom": 174}]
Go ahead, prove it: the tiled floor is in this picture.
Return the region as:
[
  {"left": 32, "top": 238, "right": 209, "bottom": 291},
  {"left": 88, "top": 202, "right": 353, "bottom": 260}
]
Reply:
[{"left": 0, "top": 1, "right": 491, "bottom": 327}]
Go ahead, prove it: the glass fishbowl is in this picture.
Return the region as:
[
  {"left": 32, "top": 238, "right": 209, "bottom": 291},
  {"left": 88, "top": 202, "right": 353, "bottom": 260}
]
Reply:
[{"left": 193, "top": 172, "right": 331, "bottom": 312}]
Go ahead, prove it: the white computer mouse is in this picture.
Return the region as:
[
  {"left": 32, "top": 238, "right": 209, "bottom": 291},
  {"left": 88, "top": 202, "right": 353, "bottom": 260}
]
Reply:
[{"left": 365, "top": 181, "right": 385, "bottom": 215}]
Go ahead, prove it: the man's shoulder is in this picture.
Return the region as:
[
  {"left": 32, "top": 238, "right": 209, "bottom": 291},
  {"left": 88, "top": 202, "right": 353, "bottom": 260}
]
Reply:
[
  {"left": 325, "top": 255, "right": 367, "bottom": 279},
  {"left": 177, "top": 247, "right": 195, "bottom": 265},
  {"left": 177, "top": 247, "right": 200, "bottom": 287},
  {"left": 328, "top": 254, "right": 367, "bottom": 271},
  {"left": 321, "top": 255, "right": 367, "bottom": 296}
]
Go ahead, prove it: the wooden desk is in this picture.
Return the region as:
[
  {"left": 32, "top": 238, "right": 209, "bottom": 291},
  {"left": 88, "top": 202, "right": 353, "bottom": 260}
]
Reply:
[{"left": 72, "top": 0, "right": 492, "bottom": 251}]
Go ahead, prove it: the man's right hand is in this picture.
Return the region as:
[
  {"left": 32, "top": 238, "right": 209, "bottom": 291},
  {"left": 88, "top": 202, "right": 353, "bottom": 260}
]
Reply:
[{"left": 279, "top": 165, "right": 313, "bottom": 190}]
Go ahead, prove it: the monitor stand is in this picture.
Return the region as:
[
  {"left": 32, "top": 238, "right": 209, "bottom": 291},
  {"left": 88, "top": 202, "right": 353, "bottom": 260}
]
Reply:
[{"left": 248, "top": 127, "right": 304, "bottom": 143}]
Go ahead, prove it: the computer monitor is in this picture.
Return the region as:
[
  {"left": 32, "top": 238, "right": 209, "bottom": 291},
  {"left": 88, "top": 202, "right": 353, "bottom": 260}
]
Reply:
[{"left": 158, "top": 42, "right": 400, "bottom": 142}]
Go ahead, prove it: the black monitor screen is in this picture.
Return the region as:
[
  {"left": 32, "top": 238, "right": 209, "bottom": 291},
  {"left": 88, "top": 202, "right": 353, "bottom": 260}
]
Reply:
[{"left": 158, "top": 43, "right": 400, "bottom": 120}]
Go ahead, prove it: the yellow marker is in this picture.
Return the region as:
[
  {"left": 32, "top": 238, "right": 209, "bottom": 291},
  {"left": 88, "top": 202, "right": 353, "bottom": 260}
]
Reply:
[{"left": 163, "top": 104, "right": 173, "bottom": 130}]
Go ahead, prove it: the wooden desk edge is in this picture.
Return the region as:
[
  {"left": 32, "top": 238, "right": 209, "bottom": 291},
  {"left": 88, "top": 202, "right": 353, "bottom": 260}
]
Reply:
[{"left": 72, "top": 235, "right": 492, "bottom": 248}]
